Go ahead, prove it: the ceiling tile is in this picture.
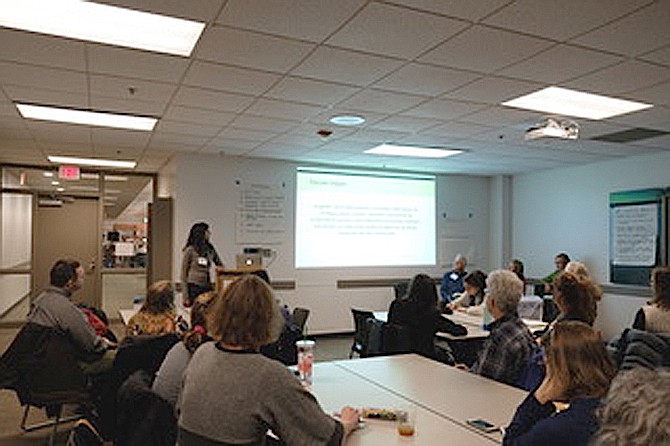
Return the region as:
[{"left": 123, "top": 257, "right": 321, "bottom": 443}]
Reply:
[
  {"left": 96, "top": 0, "right": 225, "bottom": 21},
  {"left": 265, "top": 77, "right": 359, "bottom": 106},
  {"left": 217, "top": 127, "right": 277, "bottom": 142},
  {"left": 370, "top": 116, "right": 444, "bottom": 133},
  {"left": 26, "top": 121, "right": 92, "bottom": 144},
  {"left": 266, "top": 132, "right": 327, "bottom": 149},
  {"left": 640, "top": 45, "right": 670, "bottom": 67},
  {"left": 155, "top": 120, "right": 222, "bottom": 137},
  {"left": 401, "top": 98, "right": 486, "bottom": 119},
  {"left": 90, "top": 95, "right": 165, "bottom": 116},
  {"left": 0, "top": 29, "right": 86, "bottom": 71},
  {"left": 218, "top": 0, "right": 366, "bottom": 42},
  {"left": 372, "top": 63, "right": 480, "bottom": 96},
  {"left": 419, "top": 25, "right": 553, "bottom": 73},
  {"left": 0, "top": 61, "right": 87, "bottom": 94},
  {"left": 483, "top": 0, "right": 650, "bottom": 41},
  {"left": 162, "top": 105, "right": 236, "bottom": 126},
  {"left": 626, "top": 81, "right": 670, "bottom": 107},
  {"left": 444, "top": 76, "right": 542, "bottom": 104},
  {"left": 89, "top": 75, "right": 177, "bottom": 105},
  {"left": 3, "top": 85, "right": 88, "bottom": 109},
  {"left": 183, "top": 61, "right": 281, "bottom": 95},
  {"left": 565, "top": 60, "right": 670, "bottom": 95},
  {"left": 459, "top": 105, "right": 539, "bottom": 127},
  {"left": 201, "top": 137, "right": 259, "bottom": 154},
  {"left": 87, "top": 45, "right": 189, "bottom": 83},
  {"left": 498, "top": 44, "right": 623, "bottom": 84},
  {"left": 419, "top": 121, "right": 494, "bottom": 138},
  {"left": 150, "top": 132, "right": 210, "bottom": 149},
  {"left": 195, "top": 27, "right": 315, "bottom": 73},
  {"left": 609, "top": 105, "right": 670, "bottom": 131},
  {"left": 0, "top": 120, "right": 31, "bottom": 139},
  {"left": 326, "top": 2, "right": 468, "bottom": 59},
  {"left": 90, "top": 128, "right": 151, "bottom": 149},
  {"left": 335, "top": 89, "right": 426, "bottom": 114},
  {"left": 386, "top": 0, "right": 512, "bottom": 22},
  {"left": 172, "top": 87, "right": 254, "bottom": 113},
  {"left": 232, "top": 115, "right": 299, "bottom": 132},
  {"left": 345, "top": 128, "right": 411, "bottom": 144},
  {"left": 244, "top": 98, "right": 322, "bottom": 121},
  {"left": 572, "top": 1, "right": 670, "bottom": 57},
  {"left": 291, "top": 46, "right": 405, "bottom": 86}
]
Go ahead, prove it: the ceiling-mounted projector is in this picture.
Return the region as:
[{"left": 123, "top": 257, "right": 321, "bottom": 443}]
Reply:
[{"left": 525, "top": 117, "right": 579, "bottom": 141}]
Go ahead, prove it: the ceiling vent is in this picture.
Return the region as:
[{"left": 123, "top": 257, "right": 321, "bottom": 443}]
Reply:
[{"left": 591, "top": 127, "right": 669, "bottom": 143}]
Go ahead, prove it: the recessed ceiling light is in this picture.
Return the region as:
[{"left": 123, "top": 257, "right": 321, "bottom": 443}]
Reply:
[
  {"left": 16, "top": 103, "right": 157, "bottom": 131},
  {"left": 48, "top": 156, "right": 136, "bottom": 169},
  {"left": 51, "top": 180, "right": 60, "bottom": 186},
  {"left": 43, "top": 171, "right": 54, "bottom": 177},
  {"left": 0, "top": 0, "right": 205, "bottom": 56},
  {"left": 502, "top": 86, "right": 653, "bottom": 120},
  {"left": 56, "top": 187, "right": 65, "bottom": 192},
  {"left": 329, "top": 115, "right": 366, "bottom": 126},
  {"left": 365, "top": 144, "right": 463, "bottom": 158}
]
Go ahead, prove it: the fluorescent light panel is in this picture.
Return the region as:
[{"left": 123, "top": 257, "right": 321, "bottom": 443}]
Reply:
[
  {"left": 0, "top": 0, "right": 205, "bottom": 56},
  {"left": 16, "top": 103, "right": 157, "bottom": 131},
  {"left": 502, "top": 86, "right": 653, "bottom": 120},
  {"left": 48, "top": 156, "right": 136, "bottom": 169},
  {"left": 365, "top": 144, "right": 463, "bottom": 158}
]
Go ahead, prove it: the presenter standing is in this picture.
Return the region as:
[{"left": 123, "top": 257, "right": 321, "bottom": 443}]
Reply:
[{"left": 181, "top": 222, "right": 223, "bottom": 307}]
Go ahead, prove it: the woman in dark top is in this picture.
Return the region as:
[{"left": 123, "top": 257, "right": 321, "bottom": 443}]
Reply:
[
  {"left": 504, "top": 321, "right": 615, "bottom": 446},
  {"left": 388, "top": 274, "right": 466, "bottom": 362},
  {"left": 181, "top": 222, "right": 223, "bottom": 307}
]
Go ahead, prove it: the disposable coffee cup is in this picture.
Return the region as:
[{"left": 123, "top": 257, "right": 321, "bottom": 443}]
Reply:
[{"left": 296, "top": 340, "right": 315, "bottom": 386}]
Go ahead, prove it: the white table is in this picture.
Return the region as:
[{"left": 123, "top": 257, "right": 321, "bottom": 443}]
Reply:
[
  {"left": 373, "top": 311, "right": 547, "bottom": 340},
  {"left": 311, "top": 360, "right": 501, "bottom": 445},
  {"left": 332, "top": 354, "right": 527, "bottom": 443}
]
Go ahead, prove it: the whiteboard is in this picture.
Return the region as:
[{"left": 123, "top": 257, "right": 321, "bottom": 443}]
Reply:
[{"left": 610, "top": 203, "right": 658, "bottom": 267}]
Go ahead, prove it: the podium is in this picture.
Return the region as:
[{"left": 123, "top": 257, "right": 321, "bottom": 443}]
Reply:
[{"left": 215, "top": 267, "right": 262, "bottom": 293}]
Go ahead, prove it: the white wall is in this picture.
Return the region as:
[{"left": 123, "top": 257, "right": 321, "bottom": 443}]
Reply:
[
  {"left": 168, "top": 154, "right": 493, "bottom": 333},
  {"left": 512, "top": 151, "right": 670, "bottom": 339}
]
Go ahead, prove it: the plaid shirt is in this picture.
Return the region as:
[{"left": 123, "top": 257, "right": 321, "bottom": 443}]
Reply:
[{"left": 472, "top": 314, "right": 535, "bottom": 387}]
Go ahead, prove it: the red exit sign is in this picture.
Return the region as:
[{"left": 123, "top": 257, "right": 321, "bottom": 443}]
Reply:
[{"left": 58, "top": 165, "right": 80, "bottom": 180}]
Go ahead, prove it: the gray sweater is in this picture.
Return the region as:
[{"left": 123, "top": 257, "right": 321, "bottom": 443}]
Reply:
[
  {"left": 178, "top": 343, "right": 342, "bottom": 445},
  {"left": 27, "top": 285, "right": 106, "bottom": 354},
  {"left": 153, "top": 341, "right": 193, "bottom": 408},
  {"left": 181, "top": 245, "right": 222, "bottom": 286}
]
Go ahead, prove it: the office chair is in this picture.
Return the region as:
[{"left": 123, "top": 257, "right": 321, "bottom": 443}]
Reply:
[
  {"left": 349, "top": 309, "right": 375, "bottom": 358},
  {"left": 292, "top": 307, "right": 310, "bottom": 334}
]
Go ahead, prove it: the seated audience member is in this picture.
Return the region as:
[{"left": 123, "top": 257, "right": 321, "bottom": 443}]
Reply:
[
  {"left": 508, "top": 259, "right": 526, "bottom": 283},
  {"left": 28, "top": 258, "right": 116, "bottom": 361},
  {"left": 469, "top": 270, "right": 535, "bottom": 386},
  {"left": 632, "top": 266, "right": 670, "bottom": 333},
  {"left": 126, "top": 280, "right": 176, "bottom": 337},
  {"left": 592, "top": 367, "right": 670, "bottom": 446},
  {"left": 541, "top": 252, "right": 570, "bottom": 293},
  {"left": 153, "top": 291, "right": 216, "bottom": 408},
  {"left": 389, "top": 274, "right": 466, "bottom": 362},
  {"left": 440, "top": 254, "right": 467, "bottom": 306},
  {"left": 178, "top": 275, "right": 360, "bottom": 445},
  {"left": 448, "top": 270, "right": 487, "bottom": 315},
  {"left": 504, "top": 321, "right": 615, "bottom": 446},
  {"left": 565, "top": 260, "right": 591, "bottom": 280}
]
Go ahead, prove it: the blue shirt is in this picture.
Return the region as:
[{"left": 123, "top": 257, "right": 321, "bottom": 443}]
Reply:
[
  {"left": 504, "top": 393, "right": 602, "bottom": 446},
  {"left": 440, "top": 270, "right": 466, "bottom": 303}
]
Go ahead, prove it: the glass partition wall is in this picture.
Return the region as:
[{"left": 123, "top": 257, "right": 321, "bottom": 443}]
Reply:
[{"left": 0, "top": 165, "right": 155, "bottom": 324}]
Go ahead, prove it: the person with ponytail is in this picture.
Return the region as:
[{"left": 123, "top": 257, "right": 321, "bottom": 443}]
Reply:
[{"left": 152, "top": 291, "right": 216, "bottom": 408}]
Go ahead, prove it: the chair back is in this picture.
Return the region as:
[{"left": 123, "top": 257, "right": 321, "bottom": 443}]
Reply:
[
  {"left": 518, "top": 295, "right": 543, "bottom": 320},
  {"left": 393, "top": 281, "right": 409, "bottom": 299},
  {"left": 292, "top": 307, "right": 310, "bottom": 334},
  {"left": 364, "top": 318, "right": 386, "bottom": 357},
  {"left": 350, "top": 309, "right": 375, "bottom": 357}
]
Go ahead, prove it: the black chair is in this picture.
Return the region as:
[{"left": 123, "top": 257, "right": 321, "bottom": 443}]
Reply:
[
  {"left": 292, "top": 307, "right": 310, "bottom": 334},
  {"left": 1, "top": 323, "right": 91, "bottom": 446},
  {"left": 350, "top": 309, "right": 375, "bottom": 358},
  {"left": 393, "top": 281, "right": 409, "bottom": 299}
]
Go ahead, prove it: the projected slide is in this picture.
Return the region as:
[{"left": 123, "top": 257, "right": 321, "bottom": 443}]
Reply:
[{"left": 295, "top": 168, "right": 436, "bottom": 268}]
